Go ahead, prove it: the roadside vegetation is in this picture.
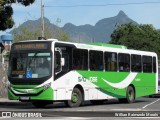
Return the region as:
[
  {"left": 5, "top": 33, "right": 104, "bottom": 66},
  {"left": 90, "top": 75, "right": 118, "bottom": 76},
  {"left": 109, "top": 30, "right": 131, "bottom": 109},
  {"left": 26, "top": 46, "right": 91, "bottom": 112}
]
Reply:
[
  {"left": 0, "top": 0, "right": 35, "bottom": 31},
  {"left": 110, "top": 23, "right": 160, "bottom": 58},
  {"left": 12, "top": 24, "right": 70, "bottom": 42}
]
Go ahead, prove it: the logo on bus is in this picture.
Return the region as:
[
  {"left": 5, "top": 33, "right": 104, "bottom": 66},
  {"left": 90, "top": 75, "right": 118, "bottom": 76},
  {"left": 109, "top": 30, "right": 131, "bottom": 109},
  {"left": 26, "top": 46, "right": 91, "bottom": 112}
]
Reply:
[
  {"left": 78, "top": 76, "right": 97, "bottom": 83},
  {"left": 24, "top": 89, "right": 36, "bottom": 94},
  {"left": 135, "top": 78, "right": 141, "bottom": 81}
]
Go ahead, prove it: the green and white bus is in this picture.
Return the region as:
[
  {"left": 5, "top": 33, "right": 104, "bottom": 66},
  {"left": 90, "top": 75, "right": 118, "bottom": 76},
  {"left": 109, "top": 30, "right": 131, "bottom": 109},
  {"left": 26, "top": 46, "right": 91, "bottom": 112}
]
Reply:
[{"left": 8, "top": 39, "right": 158, "bottom": 108}]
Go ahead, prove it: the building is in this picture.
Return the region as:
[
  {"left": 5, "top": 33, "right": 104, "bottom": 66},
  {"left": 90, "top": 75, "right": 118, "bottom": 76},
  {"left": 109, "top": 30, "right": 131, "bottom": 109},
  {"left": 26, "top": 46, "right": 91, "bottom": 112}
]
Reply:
[{"left": 1, "top": 34, "right": 13, "bottom": 51}]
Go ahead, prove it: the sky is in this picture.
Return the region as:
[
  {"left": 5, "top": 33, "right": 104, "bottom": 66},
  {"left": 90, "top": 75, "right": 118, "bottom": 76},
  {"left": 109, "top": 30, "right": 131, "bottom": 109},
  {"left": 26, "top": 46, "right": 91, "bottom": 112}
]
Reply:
[{"left": 1, "top": 0, "right": 160, "bottom": 36}]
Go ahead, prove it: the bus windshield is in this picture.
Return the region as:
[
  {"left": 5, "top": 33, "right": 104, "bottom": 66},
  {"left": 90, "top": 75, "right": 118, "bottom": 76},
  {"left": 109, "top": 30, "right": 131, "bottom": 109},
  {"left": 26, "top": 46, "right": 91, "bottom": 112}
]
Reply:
[{"left": 8, "top": 52, "right": 52, "bottom": 79}]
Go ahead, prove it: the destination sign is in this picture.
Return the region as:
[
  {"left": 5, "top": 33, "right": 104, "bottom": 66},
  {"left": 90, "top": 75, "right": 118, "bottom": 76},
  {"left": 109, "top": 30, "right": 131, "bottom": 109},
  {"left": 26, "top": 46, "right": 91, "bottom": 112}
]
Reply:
[
  {"left": 13, "top": 43, "right": 49, "bottom": 50},
  {"left": 12, "top": 71, "right": 25, "bottom": 75}
]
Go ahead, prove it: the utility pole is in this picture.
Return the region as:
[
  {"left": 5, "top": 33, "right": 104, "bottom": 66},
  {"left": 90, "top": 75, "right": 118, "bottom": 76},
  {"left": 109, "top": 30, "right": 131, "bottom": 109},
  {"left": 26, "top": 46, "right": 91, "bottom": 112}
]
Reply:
[{"left": 41, "top": 0, "right": 45, "bottom": 39}]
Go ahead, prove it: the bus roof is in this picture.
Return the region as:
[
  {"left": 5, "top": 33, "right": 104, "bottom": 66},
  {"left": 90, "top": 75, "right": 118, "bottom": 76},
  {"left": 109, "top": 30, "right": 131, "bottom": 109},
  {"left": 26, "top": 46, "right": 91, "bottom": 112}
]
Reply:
[
  {"left": 12, "top": 39, "right": 157, "bottom": 57},
  {"left": 88, "top": 43, "right": 127, "bottom": 49}
]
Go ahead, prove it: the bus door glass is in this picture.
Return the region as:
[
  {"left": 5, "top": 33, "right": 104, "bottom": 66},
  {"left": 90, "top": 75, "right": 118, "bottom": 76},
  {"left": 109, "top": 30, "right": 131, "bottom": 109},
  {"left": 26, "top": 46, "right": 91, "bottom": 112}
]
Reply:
[{"left": 54, "top": 47, "right": 65, "bottom": 75}]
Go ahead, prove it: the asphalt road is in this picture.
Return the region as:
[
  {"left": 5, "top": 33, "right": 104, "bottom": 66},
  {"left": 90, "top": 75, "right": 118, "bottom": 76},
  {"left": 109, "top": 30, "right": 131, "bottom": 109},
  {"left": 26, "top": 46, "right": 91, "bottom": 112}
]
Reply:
[{"left": 0, "top": 96, "right": 160, "bottom": 119}]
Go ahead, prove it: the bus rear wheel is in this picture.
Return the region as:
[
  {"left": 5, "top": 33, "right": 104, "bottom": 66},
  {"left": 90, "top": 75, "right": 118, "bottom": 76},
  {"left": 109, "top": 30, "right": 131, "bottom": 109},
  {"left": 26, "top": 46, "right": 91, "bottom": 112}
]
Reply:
[
  {"left": 119, "top": 86, "right": 135, "bottom": 103},
  {"left": 126, "top": 86, "right": 135, "bottom": 103},
  {"left": 65, "top": 88, "right": 82, "bottom": 107}
]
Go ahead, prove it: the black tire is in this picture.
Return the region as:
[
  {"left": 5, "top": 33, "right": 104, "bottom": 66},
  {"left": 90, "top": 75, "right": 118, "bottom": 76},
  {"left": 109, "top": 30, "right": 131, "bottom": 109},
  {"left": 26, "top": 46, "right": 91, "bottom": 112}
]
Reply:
[
  {"left": 65, "top": 88, "right": 83, "bottom": 107},
  {"left": 119, "top": 86, "right": 135, "bottom": 103},
  {"left": 126, "top": 86, "right": 135, "bottom": 103},
  {"left": 32, "top": 100, "right": 50, "bottom": 108}
]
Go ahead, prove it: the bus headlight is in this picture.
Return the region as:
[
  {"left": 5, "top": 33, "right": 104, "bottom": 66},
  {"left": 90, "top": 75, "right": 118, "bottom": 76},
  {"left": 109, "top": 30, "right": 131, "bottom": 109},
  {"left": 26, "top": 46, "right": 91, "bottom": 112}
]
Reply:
[{"left": 43, "top": 83, "right": 51, "bottom": 90}]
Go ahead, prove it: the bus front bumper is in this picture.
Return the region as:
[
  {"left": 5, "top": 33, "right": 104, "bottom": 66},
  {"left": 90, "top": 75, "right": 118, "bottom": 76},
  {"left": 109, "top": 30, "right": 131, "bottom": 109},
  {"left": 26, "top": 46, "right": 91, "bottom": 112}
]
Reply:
[{"left": 8, "top": 86, "right": 54, "bottom": 101}]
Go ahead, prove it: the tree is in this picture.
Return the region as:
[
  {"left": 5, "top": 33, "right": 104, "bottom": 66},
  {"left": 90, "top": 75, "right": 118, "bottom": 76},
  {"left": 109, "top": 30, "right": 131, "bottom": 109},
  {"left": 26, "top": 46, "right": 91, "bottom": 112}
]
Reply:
[
  {"left": 55, "top": 28, "right": 70, "bottom": 42},
  {"left": 110, "top": 23, "right": 160, "bottom": 57},
  {"left": 0, "top": 0, "right": 35, "bottom": 31}
]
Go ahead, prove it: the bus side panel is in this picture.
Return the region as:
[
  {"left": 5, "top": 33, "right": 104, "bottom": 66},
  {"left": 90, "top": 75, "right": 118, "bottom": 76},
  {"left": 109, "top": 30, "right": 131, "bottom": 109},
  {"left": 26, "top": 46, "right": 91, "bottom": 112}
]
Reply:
[
  {"left": 132, "top": 73, "right": 156, "bottom": 97},
  {"left": 53, "top": 71, "right": 118, "bottom": 101},
  {"left": 88, "top": 89, "right": 98, "bottom": 99},
  {"left": 53, "top": 71, "right": 84, "bottom": 100},
  {"left": 78, "top": 71, "right": 128, "bottom": 99},
  {"left": 78, "top": 71, "right": 157, "bottom": 99},
  {"left": 53, "top": 70, "right": 157, "bottom": 101}
]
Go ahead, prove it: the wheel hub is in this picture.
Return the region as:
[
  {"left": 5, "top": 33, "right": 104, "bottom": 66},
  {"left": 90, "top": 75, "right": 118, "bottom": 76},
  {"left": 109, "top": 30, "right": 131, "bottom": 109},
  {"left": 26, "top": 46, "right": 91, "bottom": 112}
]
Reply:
[{"left": 72, "top": 93, "right": 79, "bottom": 103}]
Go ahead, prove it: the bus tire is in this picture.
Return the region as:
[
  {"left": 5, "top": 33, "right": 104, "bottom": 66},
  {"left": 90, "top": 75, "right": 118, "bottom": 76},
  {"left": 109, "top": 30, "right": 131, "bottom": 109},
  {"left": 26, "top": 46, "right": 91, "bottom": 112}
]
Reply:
[
  {"left": 32, "top": 101, "right": 50, "bottom": 108},
  {"left": 126, "top": 86, "right": 135, "bottom": 103},
  {"left": 119, "top": 86, "right": 135, "bottom": 103},
  {"left": 65, "top": 88, "right": 82, "bottom": 107}
]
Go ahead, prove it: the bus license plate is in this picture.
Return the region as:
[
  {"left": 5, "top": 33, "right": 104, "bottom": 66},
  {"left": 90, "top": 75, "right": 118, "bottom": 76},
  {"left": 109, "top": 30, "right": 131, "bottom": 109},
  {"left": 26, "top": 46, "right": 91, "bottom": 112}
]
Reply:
[{"left": 20, "top": 97, "right": 30, "bottom": 100}]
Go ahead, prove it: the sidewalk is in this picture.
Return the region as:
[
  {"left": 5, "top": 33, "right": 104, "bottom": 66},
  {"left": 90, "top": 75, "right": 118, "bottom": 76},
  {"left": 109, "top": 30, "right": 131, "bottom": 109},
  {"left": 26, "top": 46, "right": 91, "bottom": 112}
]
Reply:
[{"left": 0, "top": 97, "right": 18, "bottom": 102}]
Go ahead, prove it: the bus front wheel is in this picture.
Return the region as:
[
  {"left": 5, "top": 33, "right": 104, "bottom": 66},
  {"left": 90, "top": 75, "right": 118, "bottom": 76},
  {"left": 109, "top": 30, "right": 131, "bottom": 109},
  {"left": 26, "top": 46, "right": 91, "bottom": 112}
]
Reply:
[{"left": 65, "top": 88, "right": 82, "bottom": 107}]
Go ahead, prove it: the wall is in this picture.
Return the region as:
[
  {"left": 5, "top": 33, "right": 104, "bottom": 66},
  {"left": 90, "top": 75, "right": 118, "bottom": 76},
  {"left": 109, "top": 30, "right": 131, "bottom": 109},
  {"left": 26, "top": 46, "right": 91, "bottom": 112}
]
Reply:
[{"left": 0, "top": 64, "right": 8, "bottom": 97}]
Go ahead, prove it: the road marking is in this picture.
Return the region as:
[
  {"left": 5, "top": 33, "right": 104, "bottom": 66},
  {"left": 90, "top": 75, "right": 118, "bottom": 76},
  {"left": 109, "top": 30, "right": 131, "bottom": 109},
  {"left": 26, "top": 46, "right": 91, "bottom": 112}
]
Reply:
[{"left": 142, "top": 99, "right": 160, "bottom": 109}]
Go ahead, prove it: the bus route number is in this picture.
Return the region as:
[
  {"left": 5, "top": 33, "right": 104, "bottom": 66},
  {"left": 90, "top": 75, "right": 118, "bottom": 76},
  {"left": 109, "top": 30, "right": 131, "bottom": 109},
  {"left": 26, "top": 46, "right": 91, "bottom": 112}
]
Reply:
[{"left": 78, "top": 76, "right": 97, "bottom": 83}]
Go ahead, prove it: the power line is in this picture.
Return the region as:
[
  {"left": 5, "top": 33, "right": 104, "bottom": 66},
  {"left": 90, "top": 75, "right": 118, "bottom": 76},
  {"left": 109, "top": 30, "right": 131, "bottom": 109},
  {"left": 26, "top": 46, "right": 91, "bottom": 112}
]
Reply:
[{"left": 44, "top": 1, "right": 160, "bottom": 8}]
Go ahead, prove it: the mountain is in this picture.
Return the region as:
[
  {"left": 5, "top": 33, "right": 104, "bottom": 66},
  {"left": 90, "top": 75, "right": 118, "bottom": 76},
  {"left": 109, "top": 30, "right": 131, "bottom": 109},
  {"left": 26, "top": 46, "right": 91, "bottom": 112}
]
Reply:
[
  {"left": 11, "top": 10, "right": 137, "bottom": 43},
  {"left": 62, "top": 10, "right": 137, "bottom": 43},
  {"left": 10, "top": 17, "right": 62, "bottom": 40}
]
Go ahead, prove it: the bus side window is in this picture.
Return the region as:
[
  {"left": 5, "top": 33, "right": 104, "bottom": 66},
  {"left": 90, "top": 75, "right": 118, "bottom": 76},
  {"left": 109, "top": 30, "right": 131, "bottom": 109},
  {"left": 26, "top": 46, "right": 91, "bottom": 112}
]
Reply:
[
  {"left": 153, "top": 57, "right": 156, "bottom": 73},
  {"left": 143, "top": 56, "right": 152, "bottom": 73},
  {"left": 131, "top": 54, "right": 141, "bottom": 72},
  {"left": 89, "top": 50, "right": 103, "bottom": 71},
  {"left": 118, "top": 53, "right": 130, "bottom": 72},
  {"left": 105, "top": 52, "right": 117, "bottom": 71},
  {"left": 73, "top": 49, "right": 88, "bottom": 70}
]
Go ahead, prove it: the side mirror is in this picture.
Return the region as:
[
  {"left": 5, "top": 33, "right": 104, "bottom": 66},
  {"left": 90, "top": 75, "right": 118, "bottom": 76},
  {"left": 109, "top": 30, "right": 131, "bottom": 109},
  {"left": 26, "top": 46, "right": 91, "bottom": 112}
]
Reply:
[{"left": 61, "top": 58, "right": 65, "bottom": 66}]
